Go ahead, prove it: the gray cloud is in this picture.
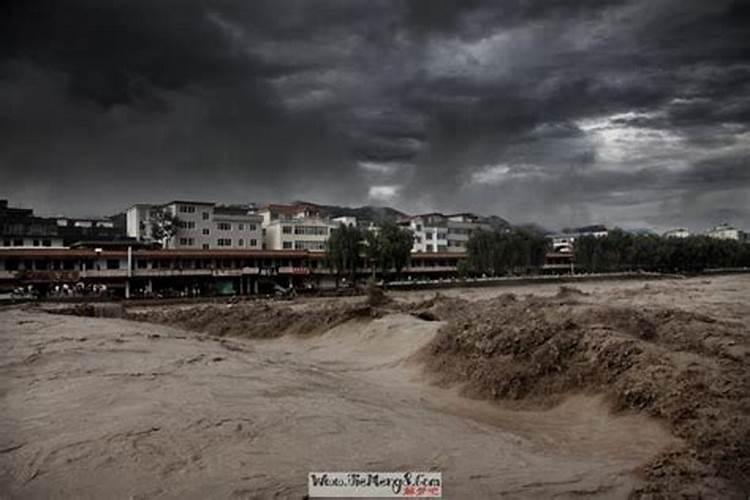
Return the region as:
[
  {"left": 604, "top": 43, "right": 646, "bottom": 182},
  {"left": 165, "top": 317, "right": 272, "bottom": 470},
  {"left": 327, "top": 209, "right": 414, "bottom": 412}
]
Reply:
[{"left": 1, "top": 0, "right": 748, "bottom": 232}]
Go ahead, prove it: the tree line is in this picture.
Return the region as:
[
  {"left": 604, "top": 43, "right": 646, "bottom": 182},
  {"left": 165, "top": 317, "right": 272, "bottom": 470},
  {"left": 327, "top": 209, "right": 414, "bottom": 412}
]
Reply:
[
  {"left": 326, "top": 221, "right": 413, "bottom": 285},
  {"left": 463, "top": 228, "right": 548, "bottom": 276},
  {"left": 574, "top": 229, "right": 750, "bottom": 273},
  {"left": 463, "top": 227, "right": 750, "bottom": 276}
]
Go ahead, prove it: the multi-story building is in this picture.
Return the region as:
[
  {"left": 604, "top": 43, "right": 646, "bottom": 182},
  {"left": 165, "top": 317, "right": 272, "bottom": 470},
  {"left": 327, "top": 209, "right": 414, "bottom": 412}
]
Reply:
[
  {"left": 705, "top": 224, "right": 746, "bottom": 242},
  {"left": 2, "top": 199, "right": 131, "bottom": 248},
  {"left": 1, "top": 199, "right": 64, "bottom": 248},
  {"left": 126, "top": 204, "right": 159, "bottom": 241},
  {"left": 663, "top": 228, "right": 690, "bottom": 238},
  {"left": 126, "top": 201, "right": 262, "bottom": 250},
  {"left": 259, "top": 204, "right": 337, "bottom": 251},
  {"left": 548, "top": 225, "right": 609, "bottom": 252},
  {"left": 405, "top": 213, "right": 489, "bottom": 253}
]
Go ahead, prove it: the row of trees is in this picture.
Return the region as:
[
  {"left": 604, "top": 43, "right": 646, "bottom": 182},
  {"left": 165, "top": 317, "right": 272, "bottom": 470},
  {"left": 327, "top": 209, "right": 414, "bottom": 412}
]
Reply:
[
  {"left": 574, "top": 229, "right": 750, "bottom": 273},
  {"left": 463, "top": 226, "right": 750, "bottom": 276},
  {"left": 325, "top": 221, "right": 414, "bottom": 285},
  {"left": 464, "top": 228, "right": 548, "bottom": 276}
]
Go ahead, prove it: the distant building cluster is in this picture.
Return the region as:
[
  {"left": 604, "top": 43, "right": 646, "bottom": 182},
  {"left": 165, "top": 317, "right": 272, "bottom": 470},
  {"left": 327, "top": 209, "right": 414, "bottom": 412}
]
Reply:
[
  {"left": 662, "top": 224, "right": 747, "bottom": 242},
  {"left": 126, "top": 200, "right": 494, "bottom": 253},
  {"left": 1, "top": 199, "right": 126, "bottom": 249},
  {"left": 2, "top": 199, "right": 747, "bottom": 257}
]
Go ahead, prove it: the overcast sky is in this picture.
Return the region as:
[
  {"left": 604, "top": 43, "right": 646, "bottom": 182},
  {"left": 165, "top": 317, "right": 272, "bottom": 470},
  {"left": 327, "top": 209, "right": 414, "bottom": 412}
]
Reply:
[{"left": 1, "top": 0, "right": 748, "bottom": 232}]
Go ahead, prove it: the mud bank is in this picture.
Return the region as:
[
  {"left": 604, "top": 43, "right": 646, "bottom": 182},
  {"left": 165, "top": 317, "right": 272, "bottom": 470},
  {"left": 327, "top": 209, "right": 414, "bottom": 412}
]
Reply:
[{"left": 415, "top": 287, "right": 750, "bottom": 498}]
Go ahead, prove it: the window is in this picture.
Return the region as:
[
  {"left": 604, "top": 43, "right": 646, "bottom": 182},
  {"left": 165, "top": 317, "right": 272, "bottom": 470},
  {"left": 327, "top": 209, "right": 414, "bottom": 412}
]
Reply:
[
  {"left": 282, "top": 225, "right": 293, "bottom": 234},
  {"left": 437, "top": 233, "right": 447, "bottom": 240},
  {"left": 178, "top": 205, "right": 196, "bottom": 213},
  {"left": 106, "top": 259, "right": 120, "bottom": 270},
  {"left": 249, "top": 224, "right": 257, "bottom": 231},
  {"left": 250, "top": 239, "right": 257, "bottom": 247},
  {"left": 426, "top": 232, "right": 434, "bottom": 239},
  {"left": 2, "top": 239, "right": 10, "bottom": 247},
  {"left": 426, "top": 244, "right": 434, "bottom": 252},
  {"left": 238, "top": 239, "right": 244, "bottom": 247},
  {"left": 202, "top": 212, "right": 210, "bottom": 220},
  {"left": 178, "top": 221, "right": 196, "bottom": 229},
  {"left": 33, "top": 240, "right": 40, "bottom": 247},
  {"left": 42, "top": 239, "right": 51, "bottom": 247},
  {"left": 179, "top": 238, "right": 195, "bottom": 246},
  {"left": 295, "top": 240, "right": 326, "bottom": 251},
  {"left": 282, "top": 241, "right": 293, "bottom": 249},
  {"left": 217, "top": 238, "right": 232, "bottom": 247},
  {"left": 202, "top": 228, "right": 210, "bottom": 235},
  {"left": 238, "top": 224, "right": 244, "bottom": 231},
  {"left": 218, "top": 222, "right": 231, "bottom": 231},
  {"left": 294, "top": 225, "right": 328, "bottom": 236},
  {"left": 13, "top": 239, "right": 22, "bottom": 246},
  {"left": 202, "top": 244, "right": 209, "bottom": 250}
]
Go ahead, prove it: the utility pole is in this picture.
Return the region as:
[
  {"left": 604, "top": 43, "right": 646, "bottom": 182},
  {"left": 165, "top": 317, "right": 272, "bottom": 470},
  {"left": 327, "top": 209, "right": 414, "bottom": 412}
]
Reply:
[{"left": 125, "top": 246, "right": 132, "bottom": 299}]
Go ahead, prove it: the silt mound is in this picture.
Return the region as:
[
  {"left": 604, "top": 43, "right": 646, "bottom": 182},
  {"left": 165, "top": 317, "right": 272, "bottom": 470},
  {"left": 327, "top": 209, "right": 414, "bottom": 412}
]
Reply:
[
  {"left": 126, "top": 301, "right": 381, "bottom": 339},
  {"left": 420, "top": 294, "right": 750, "bottom": 498}
]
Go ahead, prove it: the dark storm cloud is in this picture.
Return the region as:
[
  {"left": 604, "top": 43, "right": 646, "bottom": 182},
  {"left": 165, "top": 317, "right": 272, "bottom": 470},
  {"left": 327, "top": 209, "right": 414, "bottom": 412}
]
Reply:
[{"left": 1, "top": 0, "right": 748, "bottom": 231}]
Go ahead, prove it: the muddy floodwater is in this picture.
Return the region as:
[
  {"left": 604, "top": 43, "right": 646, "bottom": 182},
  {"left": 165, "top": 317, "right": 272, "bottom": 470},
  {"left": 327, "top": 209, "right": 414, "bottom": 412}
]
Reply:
[{"left": 1, "top": 275, "right": 748, "bottom": 499}]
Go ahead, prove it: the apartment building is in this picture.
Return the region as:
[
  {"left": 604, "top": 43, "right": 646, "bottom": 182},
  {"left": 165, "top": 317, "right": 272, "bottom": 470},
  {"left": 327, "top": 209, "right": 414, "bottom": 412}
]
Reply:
[
  {"left": 260, "top": 204, "right": 337, "bottom": 251},
  {"left": 705, "top": 224, "right": 746, "bottom": 242},
  {"left": 548, "top": 225, "right": 609, "bottom": 252},
  {"left": 126, "top": 201, "right": 262, "bottom": 250},
  {"left": 406, "top": 213, "right": 489, "bottom": 253},
  {"left": 664, "top": 228, "right": 690, "bottom": 238},
  {"left": 1, "top": 199, "right": 64, "bottom": 248}
]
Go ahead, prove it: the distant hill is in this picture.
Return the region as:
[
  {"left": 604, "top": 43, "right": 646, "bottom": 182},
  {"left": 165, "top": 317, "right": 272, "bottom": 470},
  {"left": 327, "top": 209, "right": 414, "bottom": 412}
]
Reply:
[
  {"left": 481, "top": 215, "right": 512, "bottom": 231},
  {"left": 292, "top": 201, "right": 409, "bottom": 224},
  {"left": 293, "top": 200, "right": 513, "bottom": 229}
]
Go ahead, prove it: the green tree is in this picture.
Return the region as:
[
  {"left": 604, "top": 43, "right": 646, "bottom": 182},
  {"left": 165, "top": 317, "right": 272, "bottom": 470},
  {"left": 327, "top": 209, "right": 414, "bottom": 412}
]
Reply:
[
  {"left": 362, "top": 222, "right": 414, "bottom": 282},
  {"left": 466, "top": 228, "right": 547, "bottom": 276},
  {"left": 326, "top": 223, "right": 363, "bottom": 287},
  {"left": 150, "top": 209, "right": 180, "bottom": 244}
]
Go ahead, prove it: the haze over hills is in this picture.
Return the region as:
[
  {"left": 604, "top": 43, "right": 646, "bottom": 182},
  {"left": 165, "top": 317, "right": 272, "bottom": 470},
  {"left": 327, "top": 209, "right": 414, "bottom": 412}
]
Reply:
[{"left": 293, "top": 200, "right": 512, "bottom": 229}]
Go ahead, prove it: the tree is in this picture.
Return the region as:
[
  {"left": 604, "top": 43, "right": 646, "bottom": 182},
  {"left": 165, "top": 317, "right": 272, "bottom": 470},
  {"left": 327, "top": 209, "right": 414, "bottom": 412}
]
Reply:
[
  {"left": 150, "top": 209, "right": 180, "bottom": 245},
  {"left": 466, "top": 228, "right": 547, "bottom": 276},
  {"left": 363, "top": 230, "right": 383, "bottom": 278},
  {"left": 326, "top": 223, "right": 363, "bottom": 287},
  {"left": 362, "top": 222, "right": 414, "bottom": 282}
]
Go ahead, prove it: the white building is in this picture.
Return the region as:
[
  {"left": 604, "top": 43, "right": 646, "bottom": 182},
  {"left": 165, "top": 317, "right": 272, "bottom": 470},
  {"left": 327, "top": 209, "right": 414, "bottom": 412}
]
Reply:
[
  {"left": 259, "top": 204, "right": 337, "bottom": 251},
  {"left": 548, "top": 225, "right": 609, "bottom": 252},
  {"left": 126, "top": 204, "right": 159, "bottom": 241},
  {"left": 405, "top": 213, "right": 489, "bottom": 253},
  {"left": 550, "top": 235, "right": 576, "bottom": 253},
  {"left": 126, "top": 201, "right": 262, "bottom": 250},
  {"left": 664, "top": 228, "right": 690, "bottom": 238},
  {"left": 705, "top": 224, "right": 745, "bottom": 241}
]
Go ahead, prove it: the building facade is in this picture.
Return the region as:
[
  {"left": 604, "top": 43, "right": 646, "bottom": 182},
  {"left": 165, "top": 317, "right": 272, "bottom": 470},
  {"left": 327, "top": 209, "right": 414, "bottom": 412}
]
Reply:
[
  {"left": 259, "top": 204, "right": 338, "bottom": 251},
  {"left": 126, "top": 201, "right": 263, "bottom": 250},
  {"left": 406, "top": 213, "right": 489, "bottom": 253},
  {"left": 664, "top": 228, "right": 690, "bottom": 238},
  {"left": 705, "top": 224, "right": 746, "bottom": 242},
  {"left": 548, "top": 225, "right": 609, "bottom": 252},
  {"left": 1, "top": 200, "right": 64, "bottom": 248}
]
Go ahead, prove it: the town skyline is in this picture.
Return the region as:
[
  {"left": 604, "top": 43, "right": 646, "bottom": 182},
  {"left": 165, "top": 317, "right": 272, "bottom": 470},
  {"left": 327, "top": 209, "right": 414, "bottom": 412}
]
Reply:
[{"left": 0, "top": 195, "right": 744, "bottom": 237}]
